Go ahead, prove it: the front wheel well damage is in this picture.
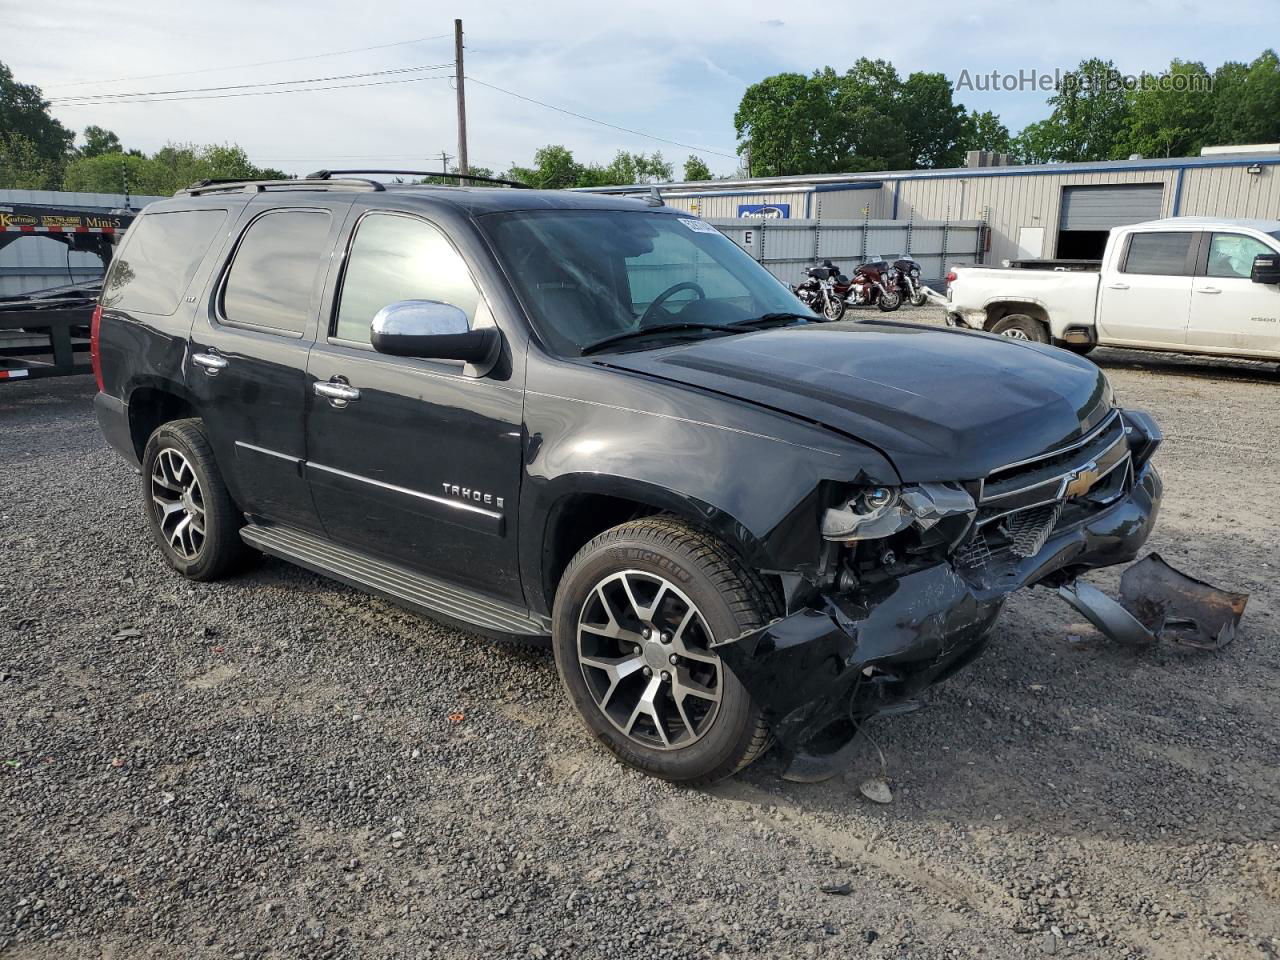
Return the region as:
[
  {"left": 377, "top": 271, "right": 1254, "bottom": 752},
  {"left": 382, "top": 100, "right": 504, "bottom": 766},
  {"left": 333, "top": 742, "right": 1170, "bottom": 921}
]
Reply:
[{"left": 540, "top": 493, "right": 783, "bottom": 615}]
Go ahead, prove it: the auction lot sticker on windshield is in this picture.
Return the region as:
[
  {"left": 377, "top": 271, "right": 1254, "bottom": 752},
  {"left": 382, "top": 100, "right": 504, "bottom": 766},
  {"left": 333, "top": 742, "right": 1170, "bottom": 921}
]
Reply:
[{"left": 678, "top": 218, "right": 719, "bottom": 234}]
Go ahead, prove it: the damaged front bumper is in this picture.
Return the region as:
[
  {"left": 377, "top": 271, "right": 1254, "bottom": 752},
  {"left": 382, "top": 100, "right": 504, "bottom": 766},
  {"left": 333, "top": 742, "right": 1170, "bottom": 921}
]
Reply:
[{"left": 716, "top": 460, "right": 1163, "bottom": 782}]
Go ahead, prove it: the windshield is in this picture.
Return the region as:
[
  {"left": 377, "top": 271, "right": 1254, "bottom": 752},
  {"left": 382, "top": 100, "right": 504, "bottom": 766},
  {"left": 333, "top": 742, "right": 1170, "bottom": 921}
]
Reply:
[{"left": 480, "top": 209, "right": 809, "bottom": 355}]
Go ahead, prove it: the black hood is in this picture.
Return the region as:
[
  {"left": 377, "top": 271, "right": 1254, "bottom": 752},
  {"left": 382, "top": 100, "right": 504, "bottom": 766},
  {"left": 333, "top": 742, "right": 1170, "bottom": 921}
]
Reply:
[{"left": 596, "top": 322, "right": 1112, "bottom": 482}]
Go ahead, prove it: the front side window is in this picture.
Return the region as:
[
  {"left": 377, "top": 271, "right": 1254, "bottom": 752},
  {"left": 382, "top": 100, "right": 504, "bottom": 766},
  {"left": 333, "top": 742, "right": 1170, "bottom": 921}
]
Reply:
[
  {"left": 1122, "top": 232, "right": 1193, "bottom": 276},
  {"left": 103, "top": 209, "right": 227, "bottom": 315},
  {"left": 1206, "top": 233, "right": 1274, "bottom": 279},
  {"left": 334, "top": 213, "right": 480, "bottom": 344},
  {"left": 221, "top": 209, "right": 332, "bottom": 335},
  {"left": 480, "top": 210, "right": 802, "bottom": 356}
]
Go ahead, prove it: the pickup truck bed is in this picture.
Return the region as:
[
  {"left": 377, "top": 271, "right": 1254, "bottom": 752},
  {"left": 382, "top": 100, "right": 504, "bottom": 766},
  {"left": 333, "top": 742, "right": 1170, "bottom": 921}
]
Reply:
[{"left": 945, "top": 217, "right": 1280, "bottom": 362}]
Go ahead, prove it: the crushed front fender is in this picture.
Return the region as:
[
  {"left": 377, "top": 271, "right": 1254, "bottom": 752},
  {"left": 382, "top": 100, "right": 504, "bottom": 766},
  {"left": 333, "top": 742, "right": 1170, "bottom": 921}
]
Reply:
[
  {"left": 715, "top": 461, "right": 1166, "bottom": 783},
  {"left": 715, "top": 563, "right": 1004, "bottom": 782}
]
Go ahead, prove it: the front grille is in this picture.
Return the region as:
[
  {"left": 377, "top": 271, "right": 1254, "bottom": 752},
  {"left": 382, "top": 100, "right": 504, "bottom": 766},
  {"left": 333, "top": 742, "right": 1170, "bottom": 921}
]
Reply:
[
  {"left": 1001, "top": 502, "right": 1063, "bottom": 558},
  {"left": 978, "top": 410, "right": 1129, "bottom": 522},
  {"left": 957, "top": 409, "right": 1133, "bottom": 568}
]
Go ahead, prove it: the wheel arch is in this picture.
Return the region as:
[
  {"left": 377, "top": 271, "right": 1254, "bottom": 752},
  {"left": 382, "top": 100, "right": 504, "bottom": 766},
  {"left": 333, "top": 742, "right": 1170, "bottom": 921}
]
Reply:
[
  {"left": 126, "top": 379, "right": 202, "bottom": 461},
  {"left": 982, "top": 299, "right": 1050, "bottom": 332},
  {"left": 533, "top": 478, "right": 782, "bottom": 618}
]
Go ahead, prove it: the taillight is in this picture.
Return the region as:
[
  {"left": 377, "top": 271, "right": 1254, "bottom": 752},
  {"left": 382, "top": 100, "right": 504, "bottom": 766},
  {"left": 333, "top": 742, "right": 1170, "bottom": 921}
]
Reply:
[
  {"left": 946, "top": 271, "right": 957, "bottom": 285},
  {"left": 90, "top": 305, "right": 104, "bottom": 392}
]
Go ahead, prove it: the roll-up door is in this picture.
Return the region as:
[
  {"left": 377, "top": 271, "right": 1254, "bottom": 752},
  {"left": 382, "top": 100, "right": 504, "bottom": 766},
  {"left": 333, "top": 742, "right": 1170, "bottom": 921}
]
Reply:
[{"left": 1059, "top": 184, "right": 1164, "bottom": 231}]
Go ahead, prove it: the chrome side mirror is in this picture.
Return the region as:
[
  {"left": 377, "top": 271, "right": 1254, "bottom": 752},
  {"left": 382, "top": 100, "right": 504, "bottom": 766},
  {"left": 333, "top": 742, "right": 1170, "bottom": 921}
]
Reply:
[{"left": 370, "top": 300, "right": 501, "bottom": 373}]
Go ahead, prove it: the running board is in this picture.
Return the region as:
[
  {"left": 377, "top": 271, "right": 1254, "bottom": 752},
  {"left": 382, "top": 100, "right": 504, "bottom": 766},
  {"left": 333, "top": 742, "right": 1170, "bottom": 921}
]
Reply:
[{"left": 240, "top": 522, "right": 550, "bottom": 638}]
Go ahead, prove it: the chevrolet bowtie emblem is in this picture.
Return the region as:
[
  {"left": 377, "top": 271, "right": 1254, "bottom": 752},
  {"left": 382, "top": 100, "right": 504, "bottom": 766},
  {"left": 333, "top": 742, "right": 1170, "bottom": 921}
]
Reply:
[{"left": 1063, "top": 461, "right": 1101, "bottom": 498}]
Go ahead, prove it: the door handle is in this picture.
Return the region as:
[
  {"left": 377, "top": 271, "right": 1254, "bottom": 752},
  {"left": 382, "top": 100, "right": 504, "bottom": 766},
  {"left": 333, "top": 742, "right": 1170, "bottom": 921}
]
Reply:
[
  {"left": 1106, "top": 282, "right": 1130, "bottom": 291},
  {"left": 314, "top": 379, "right": 361, "bottom": 408},
  {"left": 191, "top": 351, "right": 228, "bottom": 375},
  {"left": 1195, "top": 286, "right": 1222, "bottom": 295}
]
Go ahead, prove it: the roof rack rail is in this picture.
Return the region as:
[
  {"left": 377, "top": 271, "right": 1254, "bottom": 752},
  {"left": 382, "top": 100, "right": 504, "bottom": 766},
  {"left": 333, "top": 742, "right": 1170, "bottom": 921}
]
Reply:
[
  {"left": 177, "top": 177, "right": 386, "bottom": 197},
  {"left": 307, "top": 169, "right": 532, "bottom": 189}
]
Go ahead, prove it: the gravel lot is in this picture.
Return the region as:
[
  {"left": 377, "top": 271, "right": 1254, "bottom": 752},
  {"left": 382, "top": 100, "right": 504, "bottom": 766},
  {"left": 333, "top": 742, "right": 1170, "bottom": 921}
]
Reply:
[{"left": 3, "top": 306, "right": 1278, "bottom": 960}]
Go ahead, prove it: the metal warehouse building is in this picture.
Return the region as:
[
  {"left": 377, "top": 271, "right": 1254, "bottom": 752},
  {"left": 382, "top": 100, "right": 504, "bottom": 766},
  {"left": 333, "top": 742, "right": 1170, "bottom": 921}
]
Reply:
[{"left": 584, "top": 148, "right": 1280, "bottom": 276}]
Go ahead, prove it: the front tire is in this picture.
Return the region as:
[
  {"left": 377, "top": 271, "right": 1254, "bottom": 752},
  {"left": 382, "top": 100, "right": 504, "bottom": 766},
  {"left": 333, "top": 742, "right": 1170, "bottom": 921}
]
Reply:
[
  {"left": 552, "top": 518, "right": 776, "bottom": 785},
  {"left": 991, "top": 314, "right": 1050, "bottom": 343},
  {"left": 910, "top": 289, "right": 928, "bottom": 307},
  {"left": 823, "top": 295, "right": 846, "bottom": 321},
  {"left": 142, "top": 419, "right": 254, "bottom": 581},
  {"left": 878, "top": 289, "right": 902, "bottom": 312}
]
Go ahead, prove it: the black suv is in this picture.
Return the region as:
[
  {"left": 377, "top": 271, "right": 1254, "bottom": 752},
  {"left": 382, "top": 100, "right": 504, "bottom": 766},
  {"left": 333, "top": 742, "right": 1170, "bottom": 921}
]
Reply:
[{"left": 93, "top": 174, "right": 1162, "bottom": 784}]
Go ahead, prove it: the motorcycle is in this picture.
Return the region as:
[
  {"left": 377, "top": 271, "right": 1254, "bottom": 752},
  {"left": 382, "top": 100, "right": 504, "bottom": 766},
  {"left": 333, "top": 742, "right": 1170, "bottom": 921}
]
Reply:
[
  {"left": 893, "top": 255, "right": 928, "bottom": 307},
  {"left": 828, "top": 258, "right": 902, "bottom": 312},
  {"left": 792, "top": 263, "right": 846, "bottom": 321}
]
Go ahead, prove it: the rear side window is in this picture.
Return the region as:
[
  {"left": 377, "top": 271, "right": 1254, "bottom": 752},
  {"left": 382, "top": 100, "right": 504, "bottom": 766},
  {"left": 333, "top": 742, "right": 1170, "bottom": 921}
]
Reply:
[
  {"left": 221, "top": 209, "right": 332, "bottom": 335},
  {"left": 102, "top": 209, "right": 227, "bottom": 315},
  {"left": 1122, "top": 232, "right": 1193, "bottom": 276},
  {"left": 333, "top": 213, "right": 480, "bottom": 343}
]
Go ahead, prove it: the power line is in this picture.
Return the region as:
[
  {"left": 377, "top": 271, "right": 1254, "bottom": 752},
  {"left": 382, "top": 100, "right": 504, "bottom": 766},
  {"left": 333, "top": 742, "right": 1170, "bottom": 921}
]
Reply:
[
  {"left": 46, "top": 34, "right": 454, "bottom": 90},
  {"left": 48, "top": 65, "right": 453, "bottom": 103},
  {"left": 51, "top": 74, "right": 454, "bottom": 106},
  {"left": 466, "top": 76, "right": 738, "bottom": 160}
]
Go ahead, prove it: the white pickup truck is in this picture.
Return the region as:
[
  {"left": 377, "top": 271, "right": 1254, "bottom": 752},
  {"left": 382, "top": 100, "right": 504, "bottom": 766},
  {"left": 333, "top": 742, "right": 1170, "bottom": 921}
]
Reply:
[{"left": 942, "top": 217, "right": 1280, "bottom": 362}]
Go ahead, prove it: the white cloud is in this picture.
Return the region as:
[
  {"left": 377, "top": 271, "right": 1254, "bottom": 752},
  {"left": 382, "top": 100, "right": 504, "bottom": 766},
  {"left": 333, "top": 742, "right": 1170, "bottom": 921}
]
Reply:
[{"left": 6, "top": 0, "right": 1270, "bottom": 178}]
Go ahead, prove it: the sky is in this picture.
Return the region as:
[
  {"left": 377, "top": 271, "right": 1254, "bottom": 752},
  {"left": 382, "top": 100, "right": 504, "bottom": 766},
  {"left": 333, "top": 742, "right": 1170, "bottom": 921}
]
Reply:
[{"left": 6, "top": 0, "right": 1272, "bottom": 180}]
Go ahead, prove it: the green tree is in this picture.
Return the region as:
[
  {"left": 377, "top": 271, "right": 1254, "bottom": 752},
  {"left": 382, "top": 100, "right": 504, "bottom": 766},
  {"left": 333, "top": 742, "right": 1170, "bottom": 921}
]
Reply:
[
  {"left": 0, "top": 132, "right": 47, "bottom": 189},
  {"left": 0, "top": 61, "right": 73, "bottom": 177},
  {"left": 898, "top": 71, "right": 969, "bottom": 168},
  {"left": 506, "top": 144, "right": 583, "bottom": 189},
  {"left": 959, "top": 110, "right": 1013, "bottom": 155},
  {"left": 63, "top": 142, "right": 287, "bottom": 194},
  {"left": 1012, "top": 58, "right": 1132, "bottom": 162},
  {"left": 683, "top": 155, "right": 712, "bottom": 181},
  {"left": 1205, "top": 50, "right": 1280, "bottom": 147},
  {"left": 734, "top": 71, "right": 840, "bottom": 176},
  {"left": 80, "top": 125, "right": 122, "bottom": 158},
  {"left": 1119, "top": 60, "right": 1213, "bottom": 158},
  {"left": 735, "top": 60, "right": 973, "bottom": 175}
]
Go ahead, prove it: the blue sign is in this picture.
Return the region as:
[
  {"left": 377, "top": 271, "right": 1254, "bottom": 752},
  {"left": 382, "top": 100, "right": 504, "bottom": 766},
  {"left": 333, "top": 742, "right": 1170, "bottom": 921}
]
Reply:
[{"left": 737, "top": 203, "right": 790, "bottom": 219}]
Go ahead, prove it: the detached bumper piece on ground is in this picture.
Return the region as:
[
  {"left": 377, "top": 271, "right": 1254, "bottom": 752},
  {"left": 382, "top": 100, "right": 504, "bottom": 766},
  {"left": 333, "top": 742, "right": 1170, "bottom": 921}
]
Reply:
[{"left": 1059, "top": 553, "right": 1249, "bottom": 651}]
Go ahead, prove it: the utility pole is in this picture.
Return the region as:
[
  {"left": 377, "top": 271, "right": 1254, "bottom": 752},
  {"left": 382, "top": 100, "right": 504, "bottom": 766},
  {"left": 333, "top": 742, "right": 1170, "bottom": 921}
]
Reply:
[
  {"left": 454, "top": 18, "right": 468, "bottom": 185},
  {"left": 439, "top": 151, "right": 453, "bottom": 179}
]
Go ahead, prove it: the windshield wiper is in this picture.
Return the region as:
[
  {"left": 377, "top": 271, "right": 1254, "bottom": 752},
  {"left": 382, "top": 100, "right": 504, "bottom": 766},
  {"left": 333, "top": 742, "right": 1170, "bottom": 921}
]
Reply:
[
  {"left": 727, "top": 312, "right": 813, "bottom": 329},
  {"left": 580, "top": 322, "right": 737, "bottom": 355}
]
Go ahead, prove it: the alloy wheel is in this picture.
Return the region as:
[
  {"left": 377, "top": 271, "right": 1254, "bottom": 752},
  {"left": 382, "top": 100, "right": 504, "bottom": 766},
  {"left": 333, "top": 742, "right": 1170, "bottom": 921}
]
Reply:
[
  {"left": 150, "top": 448, "right": 206, "bottom": 560},
  {"left": 1000, "top": 328, "right": 1031, "bottom": 340},
  {"left": 576, "top": 570, "right": 723, "bottom": 750}
]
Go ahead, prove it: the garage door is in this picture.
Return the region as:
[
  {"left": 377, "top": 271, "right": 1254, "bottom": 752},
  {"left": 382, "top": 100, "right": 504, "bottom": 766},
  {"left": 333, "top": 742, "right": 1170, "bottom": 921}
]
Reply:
[{"left": 1059, "top": 184, "right": 1165, "bottom": 231}]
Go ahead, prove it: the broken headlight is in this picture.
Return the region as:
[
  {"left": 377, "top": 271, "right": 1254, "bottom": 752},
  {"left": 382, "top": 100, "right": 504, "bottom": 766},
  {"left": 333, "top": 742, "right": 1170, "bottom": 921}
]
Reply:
[{"left": 822, "top": 483, "right": 977, "bottom": 543}]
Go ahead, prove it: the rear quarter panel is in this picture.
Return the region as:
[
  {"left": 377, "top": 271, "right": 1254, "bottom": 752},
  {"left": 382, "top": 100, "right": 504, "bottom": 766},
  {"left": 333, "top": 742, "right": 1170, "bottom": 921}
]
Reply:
[{"left": 950, "top": 266, "right": 1100, "bottom": 339}]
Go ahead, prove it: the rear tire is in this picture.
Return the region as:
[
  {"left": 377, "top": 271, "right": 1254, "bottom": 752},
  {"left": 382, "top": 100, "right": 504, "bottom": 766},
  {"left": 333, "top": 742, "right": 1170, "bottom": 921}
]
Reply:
[
  {"left": 991, "top": 314, "right": 1050, "bottom": 344},
  {"left": 552, "top": 517, "right": 775, "bottom": 785},
  {"left": 142, "top": 418, "right": 254, "bottom": 582}
]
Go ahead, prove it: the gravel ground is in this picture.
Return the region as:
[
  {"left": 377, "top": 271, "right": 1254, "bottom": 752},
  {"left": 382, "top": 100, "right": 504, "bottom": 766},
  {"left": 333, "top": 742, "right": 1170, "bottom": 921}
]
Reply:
[{"left": 2, "top": 308, "right": 1278, "bottom": 960}]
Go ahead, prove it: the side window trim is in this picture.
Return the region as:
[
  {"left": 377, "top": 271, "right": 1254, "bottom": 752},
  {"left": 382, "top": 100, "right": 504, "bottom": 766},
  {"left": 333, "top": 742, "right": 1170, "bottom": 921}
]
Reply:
[
  {"left": 327, "top": 208, "right": 482, "bottom": 347},
  {"left": 213, "top": 206, "right": 334, "bottom": 340}
]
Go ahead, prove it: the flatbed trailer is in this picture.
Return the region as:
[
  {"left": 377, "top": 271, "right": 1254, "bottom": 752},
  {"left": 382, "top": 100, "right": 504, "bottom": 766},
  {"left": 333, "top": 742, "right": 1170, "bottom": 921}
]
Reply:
[{"left": 0, "top": 202, "right": 136, "bottom": 382}]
